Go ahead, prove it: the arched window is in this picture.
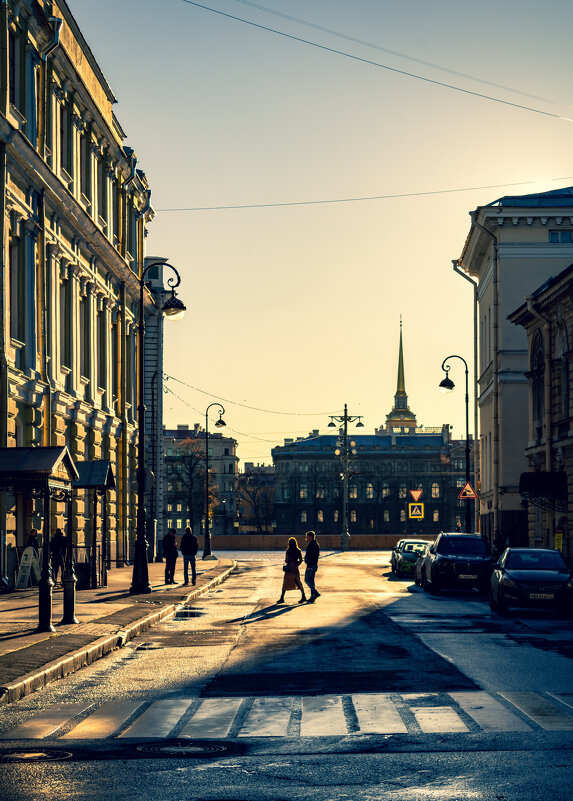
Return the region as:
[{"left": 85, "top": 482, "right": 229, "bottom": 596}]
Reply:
[
  {"left": 366, "top": 483, "right": 374, "bottom": 499},
  {"left": 350, "top": 510, "right": 357, "bottom": 522},
  {"left": 317, "top": 510, "right": 324, "bottom": 523},
  {"left": 382, "top": 482, "right": 390, "bottom": 498},
  {"left": 349, "top": 485, "right": 357, "bottom": 499},
  {"left": 431, "top": 482, "right": 440, "bottom": 499},
  {"left": 299, "top": 484, "right": 308, "bottom": 499},
  {"left": 556, "top": 325, "right": 570, "bottom": 419}
]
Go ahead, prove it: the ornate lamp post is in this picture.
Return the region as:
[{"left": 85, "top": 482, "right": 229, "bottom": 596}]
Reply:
[
  {"left": 328, "top": 404, "right": 364, "bottom": 550},
  {"left": 203, "top": 403, "right": 226, "bottom": 559},
  {"left": 130, "top": 262, "right": 186, "bottom": 595},
  {"left": 439, "top": 355, "right": 472, "bottom": 534}
]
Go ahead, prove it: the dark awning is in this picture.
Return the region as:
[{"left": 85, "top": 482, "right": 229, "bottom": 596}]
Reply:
[
  {"left": 0, "top": 446, "right": 78, "bottom": 491},
  {"left": 72, "top": 460, "right": 115, "bottom": 491},
  {"left": 519, "top": 471, "right": 567, "bottom": 500}
]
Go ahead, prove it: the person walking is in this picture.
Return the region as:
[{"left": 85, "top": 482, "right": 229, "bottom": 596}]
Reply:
[
  {"left": 180, "top": 526, "right": 198, "bottom": 586},
  {"left": 277, "top": 537, "right": 307, "bottom": 605},
  {"left": 304, "top": 530, "right": 321, "bottom": 602},
  {"left": 162, "top": 528, "right": 179, "bottom": 585},
  {"left": 26, "top": 529, "right": 40, "bottom": 555},
  {"left": 50, "top": 527, "right": 67, "bottom": 585}
]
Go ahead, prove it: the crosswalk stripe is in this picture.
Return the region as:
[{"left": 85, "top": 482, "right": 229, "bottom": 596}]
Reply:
[
  {"left": 449, "top": 692, "right": 531, "bottom": 732},
  {"left": 352, "top": 693, "right": 407, "bottom": 734},
  {"left": 410, "top": 706, "right": 469, "bottom": 733},
  {"left": 500, "top": 692, "right": 573, "bottom": 731},
  {"left": 0, "top": 703, "right": 91, "bottom": 739},
  {"left": 549, "top": 693, "right": 573, "bottom": 712},
  {"left": 239, "top": 697, "right": 292, "bottom": 737},
  {"left": 178, "top": 698, "right": 242, "bottom": 739},
  {"left": 63, "top": 700, "right": 144, "bottom": 740},
  {"left": 118, "top": 699, "right": 192, "bottom": 739},
  {"left": 301, "top": 696, "right": 346, "bottom": 737}
]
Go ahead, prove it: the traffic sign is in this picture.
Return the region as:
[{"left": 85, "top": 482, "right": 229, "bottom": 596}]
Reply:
[
  {"left": 458, "top": 482, "right": 478, "bottom": 500},
  {"left": 409, "top": 503, "right": 424, "bottom": 519},
  {"left": 410, "top": 489, "right": 423, "bottom": 502}
]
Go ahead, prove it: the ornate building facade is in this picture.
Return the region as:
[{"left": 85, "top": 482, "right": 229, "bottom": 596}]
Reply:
[
  {"left": 272, "top": 329, "right": 473, "bottom": 538},
  {"left": 0, "top": 1, "right": 167, "bottom": 564}
]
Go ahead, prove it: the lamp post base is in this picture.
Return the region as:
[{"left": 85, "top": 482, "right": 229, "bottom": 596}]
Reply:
[
  {"left": 129, "top": 537, "right": 152, "bottom": 595},
  {"left": 61, "top": 572, "right": 78, "bottom": 625},
  {"left": 340, "top": 531, "right": 351, "bottom": 551},
  {"left": 37, "top": 577, "right": 55, "bottom": 633},
  {"left": 202, "top": 553, "right": 217, "bottom": 561}
]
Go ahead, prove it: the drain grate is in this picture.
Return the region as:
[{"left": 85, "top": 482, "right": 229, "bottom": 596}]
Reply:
[
  {"left": 136, "top": 739, "right": 232, "bottom": 757},
  {"left": 0, "top": 749, "right": 73, "bottom": 763},
  {"left": 175, "top": 608, "right": 205, "bottom": 618}
]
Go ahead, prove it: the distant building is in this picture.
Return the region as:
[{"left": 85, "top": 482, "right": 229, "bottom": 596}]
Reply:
[
  {"left": 272, "top": 328, "right": 472, "bottom": 538},
  {"left": 455, "top": 187, "right": 573, "bottom": 550},
  {"left": 237, "top": 463, "right": 275, "bottom": 534},
  {"left": 162, "top": 424, "right": 238, "bottom": 539},
  {"left": 509, "top": 262, "right": 573, "bottom": 564},
  {"left": 0, "top": 2, "right": 168, "bottom": 565}
]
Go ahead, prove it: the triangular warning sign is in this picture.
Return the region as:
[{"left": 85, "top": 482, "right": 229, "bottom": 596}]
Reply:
[
  {"left": 410, "top": 489, "right": 423, "bottom": 502},
  {"left": 458, "top": 482, "right": 478, "bottom": 500}
]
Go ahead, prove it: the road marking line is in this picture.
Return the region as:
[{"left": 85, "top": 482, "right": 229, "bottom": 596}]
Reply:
[
  {"left": 449, "top": 692, "right": 531, "bottom": 732},
  {"left": 118, "top": 699, "right": 193, "bottom": 739},
  {"left": 500, "top": 693, "right": 573, "bottom": 731},
  {"left": 239, "top": 697, "right": 292, "bottom": 737},
  {"left": 549, "top": 693, "right": 573, "bottom": 712},
  {"left": 62, "top": 701, "right": 144, "bottom": 740},
  {"left": 1, "top": 704, "right": 91, "bottom": 739},
  {"left": 352, "top": 694, "right": 407, "bottom": 734},
  {"left": 179, "top": 698, "right": 242, "bottom": 739},
  {"left": 410, "top": 705, "right": 469, "bottom": 733},
  {"left": 301, "top": 695, "right": 346, "bottom": 736}
]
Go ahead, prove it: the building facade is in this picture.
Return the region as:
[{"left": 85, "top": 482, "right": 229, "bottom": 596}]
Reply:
[
  {"left": 272, "top": 331, "right": 473, "bottom": 538},
  {"left": 163, "top": 424, "right": 239, "bottom": 541},
  {"left": 455, "top": 187, "right": 573, "bottom": 551},
  {"left": 509, "top": 262, "right": 573, "bottom": 565},
  {"left": 0, "top": 1, "right": 167, "bottom": 565},
  {"left": 237, "top": 462, "right": 275, "bottom": 535}
]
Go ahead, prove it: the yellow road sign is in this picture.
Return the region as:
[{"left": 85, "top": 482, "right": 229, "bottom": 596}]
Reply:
[{"left": 409, "top": 503, "right": 424, "bottom": 519}]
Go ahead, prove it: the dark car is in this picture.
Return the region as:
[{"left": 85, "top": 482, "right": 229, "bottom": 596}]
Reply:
[
  {"left": 391, "top": 539, "right": 429, "bottom": 577},
  {"left": 414, "top": 543, "right": 432, "bottom": 585},
  {"left": 490, "top": 548, "right": 573, "bottom": 615},
  {"left": 420, "top": 533, "right": 493, "bottom": 594}
]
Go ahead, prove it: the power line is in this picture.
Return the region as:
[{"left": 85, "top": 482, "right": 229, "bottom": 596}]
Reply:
[
  {"left": 232, "top": 0, "right": 561, "bottom": 107},
  {"left": 179, "top": 0, "right": 568, "bottom": 121},
  {"left": 157, "top": 179, "right": 537, "bottom": 212}
]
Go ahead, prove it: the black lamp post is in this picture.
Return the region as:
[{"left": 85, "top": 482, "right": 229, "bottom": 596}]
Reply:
[
  {"left": 439, "top": 355, "right": 472, "bottom": 534},
  {"left": 328, "top": 403, "right": 364, "bottom": 550},
  {"left": 203, "top": 402, "right": 226, "bottom": 559},
  {"left": 130, "top": 262, "right": 185, "bottom": 595}
]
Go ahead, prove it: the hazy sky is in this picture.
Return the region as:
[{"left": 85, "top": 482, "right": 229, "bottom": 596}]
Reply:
[{"left": 70, "top": 0, "right": 573, "bottom": 465}]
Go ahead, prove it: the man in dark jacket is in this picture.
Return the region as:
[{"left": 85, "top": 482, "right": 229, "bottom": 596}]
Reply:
[
  {"left": 180, "top": 526, "right": 198, "bottom": 586},
  {"left": 304, "top": 530, "right": 321, "bottom": 602},
  {"left": 162, "top": 528, "right": 179, "bottom": 584}
]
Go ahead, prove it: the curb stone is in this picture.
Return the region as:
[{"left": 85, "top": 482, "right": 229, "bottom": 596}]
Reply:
[{"left": 0, "top": 560, "right": 236, "bottom": 706}]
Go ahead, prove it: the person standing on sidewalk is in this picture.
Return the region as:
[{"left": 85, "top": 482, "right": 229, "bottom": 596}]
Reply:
[
  {"left": 304, "top": 530, "right": 321, "bottom": 602},
  {"left": 180, "top": 526, "right": 198, "bottom": 586},
  {"left": 162, "top": 528, "right": 179, "bottom": 585},
  {"left": 50, "top": 528, "right": 67, "bottom": 585}
]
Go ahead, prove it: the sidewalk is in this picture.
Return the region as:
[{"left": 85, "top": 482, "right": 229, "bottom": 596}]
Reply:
[{"left": 0, "top": 558, "right": 236, "bottom": 706}]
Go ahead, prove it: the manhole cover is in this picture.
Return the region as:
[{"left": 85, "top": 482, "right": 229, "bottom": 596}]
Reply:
[
  {"left": 0, "top": 749, "right": 73, "bottom": 763},
  {"left": 136, "top": 739, "right": 232, "bottom": 757}
]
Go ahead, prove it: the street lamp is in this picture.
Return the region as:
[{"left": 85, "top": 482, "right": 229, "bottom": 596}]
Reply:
[
  {"left": 130, "top": 262, "right": 186, "bottom": 594},
  {"left": 439, "top": 355, "right": 472, "bottom": 534},
  {"left": 328, "top": 403, "right": 364, "bottom": 550},
  {"left": 203, "top": 402, "right": 226, "bottom": 560}
]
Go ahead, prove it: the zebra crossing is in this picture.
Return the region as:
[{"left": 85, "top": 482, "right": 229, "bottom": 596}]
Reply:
[{"left": 2, "top": 691, "right": 573, "bottom": 741}]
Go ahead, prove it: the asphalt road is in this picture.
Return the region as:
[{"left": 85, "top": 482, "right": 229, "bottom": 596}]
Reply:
[{"left": 1, "top": 549, "right": 573, "bottom": 801}]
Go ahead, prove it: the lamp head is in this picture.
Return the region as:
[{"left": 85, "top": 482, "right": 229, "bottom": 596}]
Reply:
[
  {"left": 356, "top": 419, "right": 364, "bottom": 428},
  {"left": 328, "top": 420, "right": 336, "bottom": 428},
  {"left": 215, "top": 415, "right": 226, "bottom": 428},
  {"left": 439, "top": 375, "right": 455, "bottom": 393},
  {"left": 162, "top": 291, "right": 186, "bottom": 320}
]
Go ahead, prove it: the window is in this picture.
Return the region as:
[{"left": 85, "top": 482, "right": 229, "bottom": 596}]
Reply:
[
  {"left": 79, "top": 296, "right": 89, "bottom": 378},
  {"left": 97, "top": 309, "right": 106, "bottom": 389},
  {"left": 383, "top": 510, "right": 390, "bottom": 523},
  {"left": 317, "top": 510, "right": 323, "bottom": 523},
  {"left": 300, "top": 484, "right": 308, "bottom": 499},
  {"left": 334, "top": 510, "right": 339, "bottom": 522},
  {"left": 9, "top": 237, "right": 23, "bottom": 342},
  {"left": 350, "top": 510, "right": 357, "bottom": 522},
  {"left": 382, "top": 482, "right": 390, "bottom": 498},
  {"left": 366, "top": 483, "right": 374, "bottom": 499},
  {"left": 400, "top": 510, "right": 406, "bottom": 522},
  {"left": 316, "top": 486, "right": 325, "bottom": 499},
  {"left": 282, "top": 486, "right": 289, "bottom": 500},
  {"left": 80, "top": 133, "right": 90, "bottom": 199},
  {"left": 399, "top": 484, "right": 407, "bottom": 499},
  {"left": 176, "top": 503, "right": 182, "bottom": 512},
  {"left": 301, "top": 511, "right": 307, "bottom": 523},
  {"left": 8, "top": 29, "right": 21, "bottom": 110},
  {"left": 60, "top": 276, "right": 71, "bottom": 368},
  {"left": 433, "top": 510, "right": 439, "bottom": 522},
  {"left": 549, "top": 230, "right": 573, "bottom": 243},
  {"left": 457, "top": 478, "right": 465, "bottom": 487},
  {"left": 431, "top": 483, "right": 440, "bottom": 499},
  {"left": 349, "top": 485, "right": 357, "bottom": 499}
]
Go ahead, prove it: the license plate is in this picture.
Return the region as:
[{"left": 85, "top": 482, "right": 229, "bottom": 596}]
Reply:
[
  {"left": 529, "top": 593, "right": 554, "bottom": 600},
  {"left": 459, "top": 574, "right": 478, "bottom": 580}
]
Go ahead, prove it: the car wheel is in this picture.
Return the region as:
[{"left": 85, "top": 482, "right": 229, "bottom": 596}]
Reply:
[
  {"left": 390, "top": 558, "right": 395, "bottom": 573},
  {"left": 429, "top": 569, "right": 441, "bottom": 595},
  {"left": 489, "top": 593, "right": 498, "bottom": 612},
  {"left": 497, "top": 594, "right": 510, "bottom": 616},
  {"left": 422, "top": 570, "right": 431, "bottom": 592}
]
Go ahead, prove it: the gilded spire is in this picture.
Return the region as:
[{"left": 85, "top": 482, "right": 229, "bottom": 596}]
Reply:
[
  {"left": 386, "top": 317, "right": 417, "bottom": 431},
  {"left": 396, "top": 316, "right": 406, "bottom": 396}
]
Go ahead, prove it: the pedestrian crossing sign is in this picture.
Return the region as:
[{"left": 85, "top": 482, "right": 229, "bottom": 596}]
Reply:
[{"left": 409, "top": 503, "right": 424, "bottom": 519}]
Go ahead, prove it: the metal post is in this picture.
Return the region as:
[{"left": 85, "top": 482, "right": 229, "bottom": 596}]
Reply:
[
  {"left": 464, "top": 363, "right": 472, "bottom": 535},
  {"left": 37, "top": 486, "right": 54, "bottom": 632},
  {"left": 203, "top": 402, "right": 225, "bottom": 560},
  {"left": 101, "top": 490, "right": 108, "bottom": 587},
  {"left": 328, "top": 403, "right": 363, "bottom": 551},
  {"left": 61, "top": 490, "right": 78, "bottom": 625},
  {"left": 90, "top": 489, "right": 98, "bottom": 589}
]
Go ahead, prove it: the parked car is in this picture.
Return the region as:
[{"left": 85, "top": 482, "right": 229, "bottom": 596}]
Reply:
[
  {"left": 490, "top": 548, "right": 573, "bottom": 615},
  {"left": 391, "top": 539, "right": 429, "bottom": 577},
  {"left": 414, "top": 543, "right": 432, "bottom": 585},
  {"left": 420, "top": 533, "right": 493, "bottom": 594}
]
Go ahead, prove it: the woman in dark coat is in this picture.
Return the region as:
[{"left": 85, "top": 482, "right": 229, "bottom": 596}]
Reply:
[{"left": 277, "top": 537, "right": 307, "bottom": 604}]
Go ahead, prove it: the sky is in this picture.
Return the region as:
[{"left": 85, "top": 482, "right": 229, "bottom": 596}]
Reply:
[{"left": 69, "top": 0, "right": 573, "bottom": 466}]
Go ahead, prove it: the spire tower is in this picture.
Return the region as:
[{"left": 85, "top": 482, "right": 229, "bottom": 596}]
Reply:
[{"left": 385, "top": 318, "right": 417, "bottom": 432}]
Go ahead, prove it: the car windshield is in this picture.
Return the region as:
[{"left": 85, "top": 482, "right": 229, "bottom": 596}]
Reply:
[
  {"left": 506, "top": 551, "right": 567, "bottom": 571},
  {"left": 402, "top": 543, "right": 427, "bottom": 555},
  {"left": 437, "top": 537, "right": 489, "bottom": 555}
]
